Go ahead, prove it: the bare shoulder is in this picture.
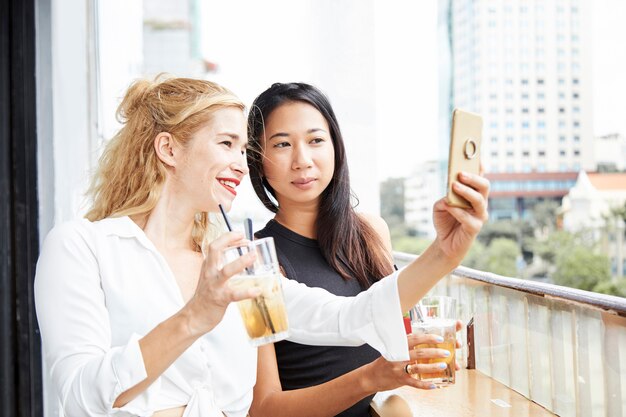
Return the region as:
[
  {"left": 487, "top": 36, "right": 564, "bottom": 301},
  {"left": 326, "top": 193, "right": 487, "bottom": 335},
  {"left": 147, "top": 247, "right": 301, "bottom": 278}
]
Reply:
[{"left": 357, "top": 212, "right": 392, "bottom": 252}]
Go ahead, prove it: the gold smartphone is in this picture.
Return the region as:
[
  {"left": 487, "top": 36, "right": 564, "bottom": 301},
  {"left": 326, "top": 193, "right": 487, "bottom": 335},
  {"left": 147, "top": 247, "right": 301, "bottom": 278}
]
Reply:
[{"left": 446, "top": 109, "right": 483, "bottom": 208}]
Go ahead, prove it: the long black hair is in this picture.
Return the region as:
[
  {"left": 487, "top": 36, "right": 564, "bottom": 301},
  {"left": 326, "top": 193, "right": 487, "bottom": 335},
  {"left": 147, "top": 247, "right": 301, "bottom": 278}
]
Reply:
[{"left": 247, "top": 82, "right": 393, "bottom": 288}]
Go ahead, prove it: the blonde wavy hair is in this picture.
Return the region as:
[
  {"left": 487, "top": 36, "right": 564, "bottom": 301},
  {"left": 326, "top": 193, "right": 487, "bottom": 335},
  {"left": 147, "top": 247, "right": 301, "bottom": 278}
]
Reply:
[{"left": 86, "top": 76, "right": 245, "bottom": 250}]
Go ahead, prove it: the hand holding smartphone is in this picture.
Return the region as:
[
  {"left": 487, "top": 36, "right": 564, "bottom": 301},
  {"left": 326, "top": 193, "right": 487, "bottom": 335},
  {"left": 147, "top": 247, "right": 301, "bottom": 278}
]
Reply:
[{"left": 446, "top": 109, "right": 483, "bottom": 208}]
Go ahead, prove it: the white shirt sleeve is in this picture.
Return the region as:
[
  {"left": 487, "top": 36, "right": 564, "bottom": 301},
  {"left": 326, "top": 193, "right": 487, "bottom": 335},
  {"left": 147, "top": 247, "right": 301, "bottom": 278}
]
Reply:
[
  {"left": 282, "top": 270, "right": 410, "bottom": 361},
  {"left": 34, "top": 221, "right": 159, "bottom": 417}
]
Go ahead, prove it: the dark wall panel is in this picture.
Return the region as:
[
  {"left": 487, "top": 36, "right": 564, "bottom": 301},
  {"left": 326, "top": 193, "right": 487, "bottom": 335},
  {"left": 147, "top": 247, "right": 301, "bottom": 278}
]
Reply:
[{"left": 0, "top": 0, "right": 43, "bottom": 415}]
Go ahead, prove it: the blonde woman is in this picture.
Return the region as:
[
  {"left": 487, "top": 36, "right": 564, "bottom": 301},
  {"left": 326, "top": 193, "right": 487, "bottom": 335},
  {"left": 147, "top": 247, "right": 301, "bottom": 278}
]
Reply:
[{"left": 34, "top": 77, "right": 489, "bottom": 417}]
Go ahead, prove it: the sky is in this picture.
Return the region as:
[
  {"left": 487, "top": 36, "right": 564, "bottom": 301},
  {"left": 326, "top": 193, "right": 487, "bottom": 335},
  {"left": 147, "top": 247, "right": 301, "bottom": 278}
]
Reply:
[{"left": 201, "top": 0, "right": 626, "bottom": 181}]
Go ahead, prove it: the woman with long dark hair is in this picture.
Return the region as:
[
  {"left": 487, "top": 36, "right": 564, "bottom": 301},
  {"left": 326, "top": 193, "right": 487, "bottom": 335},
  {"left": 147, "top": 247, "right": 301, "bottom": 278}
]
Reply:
[{"left": 247, "top": 83, "right": 484, "bottom": 417}]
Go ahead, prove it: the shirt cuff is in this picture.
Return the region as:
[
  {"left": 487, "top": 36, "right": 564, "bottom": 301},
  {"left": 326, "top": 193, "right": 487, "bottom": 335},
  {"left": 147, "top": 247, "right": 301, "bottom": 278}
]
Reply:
[
  {"left": 370, "top": 271, "right": 410, "bottom": 361},
  {"left": 110, "top": 333, "right": 161, "bottom": 416}
]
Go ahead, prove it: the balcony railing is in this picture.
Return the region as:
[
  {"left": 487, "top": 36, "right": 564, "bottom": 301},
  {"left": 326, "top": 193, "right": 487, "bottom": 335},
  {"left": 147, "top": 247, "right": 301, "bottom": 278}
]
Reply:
[{"left": 394, "top": 252, "right": 626, "bottom": 417}]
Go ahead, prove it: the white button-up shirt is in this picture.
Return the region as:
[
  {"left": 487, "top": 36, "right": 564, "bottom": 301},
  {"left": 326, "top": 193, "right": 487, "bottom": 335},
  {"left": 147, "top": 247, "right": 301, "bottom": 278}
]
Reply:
[{"left": 35, "top": 216, "right": 408, "bottom": 417}]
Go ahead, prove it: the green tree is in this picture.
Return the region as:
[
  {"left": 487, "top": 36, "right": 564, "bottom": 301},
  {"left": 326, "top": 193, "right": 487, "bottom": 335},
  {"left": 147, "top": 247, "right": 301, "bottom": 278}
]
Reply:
[
  {"left": 392, "top": 236, "right": 432, "bottom": 255},
  {"left": 530, "top": 230, "right": 576, "bottom": 265},
  {"left": 593, "top": 278, "right": 626, "bottom": 298},
  {"left": 476, "top": 220, "right": 519, "bottom": 246},
  {"left": 529, "top": 200, "right": 560, "bottom": 234},
  {"left": 482, "top": 238, "right": 521, "bottom": 276},
  {"left": 461, "top": 240, "right": 486, "bottom": 269},
  {"left": 552, "top": 246, "right": 611, "bottom": 291},
  {"left": 462, "top": 238, "right": 520, "bottom": 277}
]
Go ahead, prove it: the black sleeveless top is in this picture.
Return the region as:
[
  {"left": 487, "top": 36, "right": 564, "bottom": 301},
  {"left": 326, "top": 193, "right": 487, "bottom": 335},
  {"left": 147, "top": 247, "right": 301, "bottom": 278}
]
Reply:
[{"left": 256, "top": 220, "right": 380, "bottom": 417}]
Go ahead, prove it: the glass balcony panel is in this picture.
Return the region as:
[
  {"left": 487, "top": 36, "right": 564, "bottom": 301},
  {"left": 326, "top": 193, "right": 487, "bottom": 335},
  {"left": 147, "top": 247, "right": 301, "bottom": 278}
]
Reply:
[
  {"left": 508, "top": 290, "right": 530, "bottom": 398},
  {"left": 575, "top": 307, "right": 606, "bottom": 416},
  {"left": 551, "top": 306, "right": 576, "bottom": 417},
  {"left": 528, "top": 299, "right": 554, "bottom": 410},
  {"left": 603, "top": 313, "right": 626, "bottom": 417},
  {"left": 474, "top": 284, "right": 493, "bottom": 376},
  {"left": 490, "top": 287, "right": 511, "bottom": 386}
]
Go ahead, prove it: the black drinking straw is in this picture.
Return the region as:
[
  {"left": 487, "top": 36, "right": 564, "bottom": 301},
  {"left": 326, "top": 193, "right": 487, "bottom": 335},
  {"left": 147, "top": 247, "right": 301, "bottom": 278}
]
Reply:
[
  {"left": 244, "top": 218, "right": 254, "bottom": 241},
  {"left": 218, "top": 205, "right": 275, "bottom": 334}
]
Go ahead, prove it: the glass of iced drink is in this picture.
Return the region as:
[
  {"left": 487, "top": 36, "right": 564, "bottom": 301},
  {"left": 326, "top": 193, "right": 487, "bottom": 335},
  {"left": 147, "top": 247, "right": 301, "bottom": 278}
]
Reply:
[
  {"left": 223, "top": 237, "right": 289, "bottom": 346},
  {"left": 410, "top": 296, "right": 457, "bottom": 387}
]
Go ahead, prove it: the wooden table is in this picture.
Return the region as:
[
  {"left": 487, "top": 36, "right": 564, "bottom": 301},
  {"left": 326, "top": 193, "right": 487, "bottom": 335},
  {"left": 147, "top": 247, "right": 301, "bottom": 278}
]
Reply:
[{"left": 370, "top": 369, "right": 555, "bottom": 417}]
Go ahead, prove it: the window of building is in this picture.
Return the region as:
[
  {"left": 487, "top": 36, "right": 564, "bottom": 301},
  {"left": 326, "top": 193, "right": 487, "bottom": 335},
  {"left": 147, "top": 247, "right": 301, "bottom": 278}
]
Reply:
[
  {"left": 538, "top": 107, "right": 545, "bottom": 113},
  {"left": 574, "top": 149, "right": 580, "bottom": 156},
  {"left": 560, "top": 150, "right": 566, "bottom": 156},
  {"left": 538, "top": 150, "right": 546, "bottom": 157}
]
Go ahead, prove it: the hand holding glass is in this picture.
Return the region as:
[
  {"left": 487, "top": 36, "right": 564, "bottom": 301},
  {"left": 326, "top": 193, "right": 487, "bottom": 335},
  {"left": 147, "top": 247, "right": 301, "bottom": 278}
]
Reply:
[
  {"left": 410, "top": 296, "right": 457, "bottom": 387},
  {"left": 222, "top": 237, "right": 289, "bottom": 346}
]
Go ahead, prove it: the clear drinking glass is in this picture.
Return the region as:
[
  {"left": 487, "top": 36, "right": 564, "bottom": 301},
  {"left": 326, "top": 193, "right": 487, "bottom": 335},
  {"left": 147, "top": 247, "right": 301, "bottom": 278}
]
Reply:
[
  {"left": 222, "top": 237, "right": 289, "bottom": 346},
  {"left": 410, "top": 296, "right": 457, "bottom": 386}
]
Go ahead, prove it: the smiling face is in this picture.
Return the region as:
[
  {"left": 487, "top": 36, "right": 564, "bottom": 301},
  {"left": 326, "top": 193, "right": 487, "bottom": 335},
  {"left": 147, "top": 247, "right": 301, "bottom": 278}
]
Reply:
[
  {"left": 261, "top": 101, "right": 335, "bottom": 209},
  {"left": 173, "top": 106, "right": 249, "bottom": 213}
]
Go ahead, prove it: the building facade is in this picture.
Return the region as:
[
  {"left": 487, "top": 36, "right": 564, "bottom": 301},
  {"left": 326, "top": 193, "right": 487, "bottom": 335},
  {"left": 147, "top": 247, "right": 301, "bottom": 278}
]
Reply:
[
  {"left": 443, "top": 0, "right": 594, "bottom": 220},
  {"left": 449, "top": 0, "right": 593, "bottom": 174},
  {"left": 404, "top": 161, "right": 443, "bottom": 238},
  {"left": 593, "top": 133, "right": 626, "bottom": 172},
  {"left": 562, "top": 171, "right": 626, "bottom": 278}
]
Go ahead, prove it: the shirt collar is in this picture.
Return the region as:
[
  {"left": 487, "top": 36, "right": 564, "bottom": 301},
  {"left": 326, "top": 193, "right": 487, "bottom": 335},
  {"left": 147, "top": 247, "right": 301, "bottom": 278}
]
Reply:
[{"left": 99, "top": 215, "right": 144, "bottom": 238}]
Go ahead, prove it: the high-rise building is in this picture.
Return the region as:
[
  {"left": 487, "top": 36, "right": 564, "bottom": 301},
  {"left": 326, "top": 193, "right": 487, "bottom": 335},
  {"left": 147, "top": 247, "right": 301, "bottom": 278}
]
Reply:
[
  {"left": 444, "top": 0, "right": 594, "bottom": 219},
  {"left": 404, "top": 161, "right": 442, "bottom": 238}
]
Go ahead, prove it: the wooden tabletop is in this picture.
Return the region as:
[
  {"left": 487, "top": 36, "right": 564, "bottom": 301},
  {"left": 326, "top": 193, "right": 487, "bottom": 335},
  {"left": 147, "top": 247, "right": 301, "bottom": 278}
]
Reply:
[{"left": 370, "top": 369, "right": 555, "bottom": 417}]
